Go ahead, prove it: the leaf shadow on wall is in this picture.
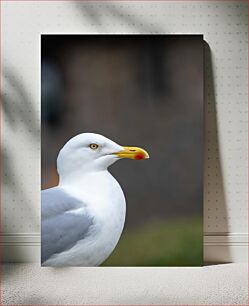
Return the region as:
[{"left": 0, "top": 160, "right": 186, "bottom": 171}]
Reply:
[
  {"left": 74, "top": 2, "right": 163, "bottom": 33},
  {"left": 1, "top": 67, "right": 40, "bottom": 267}
]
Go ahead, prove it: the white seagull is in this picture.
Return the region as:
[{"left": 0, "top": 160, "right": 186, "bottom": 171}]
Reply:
[{"left": 41, "top": 133, "right": 149, "bottom": 266}]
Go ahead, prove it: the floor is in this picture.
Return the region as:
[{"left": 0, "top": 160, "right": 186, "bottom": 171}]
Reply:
[{"left": 2, "top": 263, "right": 248, "bottom": 305}]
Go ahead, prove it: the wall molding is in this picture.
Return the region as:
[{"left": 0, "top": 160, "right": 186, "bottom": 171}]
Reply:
[
  {"left": 204, "top": 232, "right": 248, "bottom": 245},
  {"left": 1, "top": 232, "right": 248, "bottom": 263},
  {"left": 1, "top": 233, "right": 40, "bottom": 245}
]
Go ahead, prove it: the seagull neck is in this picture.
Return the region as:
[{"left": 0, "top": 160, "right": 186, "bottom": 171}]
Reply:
[{"left": 58, "top": 169, "right": 111, "bottom": 190}]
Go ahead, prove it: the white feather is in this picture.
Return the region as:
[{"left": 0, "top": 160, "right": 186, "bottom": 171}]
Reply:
[{"left": 42, "top": 133, "right": 126, "bottom": 266}]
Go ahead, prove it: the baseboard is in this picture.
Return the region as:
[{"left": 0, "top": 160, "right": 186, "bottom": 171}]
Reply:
[
  {"left": 204, "top": 232, "right": 248, "bottom": 263},
  {"left": 1, "top": 232, "right": 248, "bottom": 263},
  {"left": 1, "top": 233, "right": 40, "bottom": 262}
]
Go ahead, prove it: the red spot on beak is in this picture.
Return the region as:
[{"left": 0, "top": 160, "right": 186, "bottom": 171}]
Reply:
[{"left": 134, "top": 154, "right": 144, "bottom": 160}]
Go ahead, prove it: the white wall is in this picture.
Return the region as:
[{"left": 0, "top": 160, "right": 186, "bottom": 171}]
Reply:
[{"left": 1, "top": 1, "right": 248, "bottom": 263}]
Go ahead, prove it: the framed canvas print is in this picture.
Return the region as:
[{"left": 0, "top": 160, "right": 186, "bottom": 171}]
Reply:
[{"left": 41, "top": 35, "right": 204, "bottom": 267}]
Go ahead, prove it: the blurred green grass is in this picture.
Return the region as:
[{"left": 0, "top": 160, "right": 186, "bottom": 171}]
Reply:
[{"left": 102, "top": 216, "right": 202, "bottom": 266}]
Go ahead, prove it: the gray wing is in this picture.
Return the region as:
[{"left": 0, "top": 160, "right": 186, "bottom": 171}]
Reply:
[{"left": 41, "top": 187, "right": 93, "bottom": 264}]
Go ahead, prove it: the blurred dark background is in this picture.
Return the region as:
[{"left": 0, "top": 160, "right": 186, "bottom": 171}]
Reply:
[{"left": 41, "top": 35, "right": 204, "bottom": 266}]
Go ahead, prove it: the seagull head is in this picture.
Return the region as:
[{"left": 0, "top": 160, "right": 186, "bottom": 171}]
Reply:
[{"left": 57, "top": 133, "right": 149, "bottom": 178}]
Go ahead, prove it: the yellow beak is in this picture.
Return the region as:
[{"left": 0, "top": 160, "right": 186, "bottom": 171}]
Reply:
[{"left": 113, "top": 146, "right": 149, "bottom": 160}]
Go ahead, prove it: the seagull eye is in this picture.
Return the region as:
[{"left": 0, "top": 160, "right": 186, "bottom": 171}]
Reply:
[{"left": 89, "top": 143, "right": 99, "bottom": 150}]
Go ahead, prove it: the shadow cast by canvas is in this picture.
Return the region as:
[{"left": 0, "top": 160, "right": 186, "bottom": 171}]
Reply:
[{"left": 203, "top": 42, "right": 231, "bottom": 263}]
